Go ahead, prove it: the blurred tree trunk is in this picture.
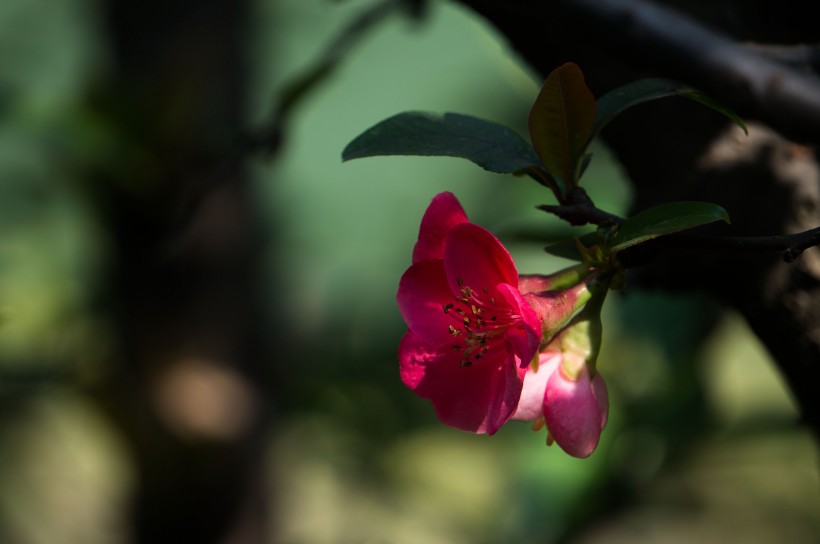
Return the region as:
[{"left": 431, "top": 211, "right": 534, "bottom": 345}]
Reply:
[
  {"left": 455, "top": 0, "right": 820, "bottom": 440},
  {"left": 94, "top": 1, "right": 272, "bottom": 542}
]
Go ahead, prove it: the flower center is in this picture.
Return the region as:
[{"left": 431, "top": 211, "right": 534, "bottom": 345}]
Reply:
[{"left": 443, "top": 277, "right": 514, "bottom": 367}]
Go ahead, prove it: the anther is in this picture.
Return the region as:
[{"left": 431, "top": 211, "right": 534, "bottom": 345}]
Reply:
[
  {"left": 448, "top": 325, "right": 461, "bottom": 337},
  {"left": 461, "top": 361, "right": 473, "bottom": 368},
  {"left": 443, "top": 303, "right": 453, "bottom": 314}
]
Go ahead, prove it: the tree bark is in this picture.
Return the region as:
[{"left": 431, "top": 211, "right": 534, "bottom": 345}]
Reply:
[{"left": 94, "top": 1, "right": 273, "bottom": 542}]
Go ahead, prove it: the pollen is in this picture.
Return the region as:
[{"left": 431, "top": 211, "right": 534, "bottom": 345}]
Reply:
[{"left": 444, "top": 279, "right": 508, "bottom": 356}]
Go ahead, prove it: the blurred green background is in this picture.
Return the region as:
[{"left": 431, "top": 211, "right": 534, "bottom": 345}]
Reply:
[{"left": 0, "top": 0, "right": 818, "bottom": 543}]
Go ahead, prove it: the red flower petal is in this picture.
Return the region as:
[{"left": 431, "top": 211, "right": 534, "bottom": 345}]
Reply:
[
  {"left": 444, "top": 223, "right": 518, "bottom": 297},
  {"left": 412, "top": 192, "right": 469, "bottom": 264},
  {"left": 495, "top": 283, "right": 541, "bottom": 364},
  {"left": 399, "top": 331, "right": 524, "bottom": 435},
  {"left": 397, "top": 260, "right": 455, "bottom": 349}
]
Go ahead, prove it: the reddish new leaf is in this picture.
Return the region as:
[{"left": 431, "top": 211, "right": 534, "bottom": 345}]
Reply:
[{"left": 528, "top": 63, "right": 596, "bottom": 190}]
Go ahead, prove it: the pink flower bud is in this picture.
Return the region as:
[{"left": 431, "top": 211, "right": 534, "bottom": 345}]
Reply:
[
  {"left": 543, "top": 360, "right": 608, "bottom": 458},
  {"left": 513, "top": 348, "right": 609, "bottom": 458}
]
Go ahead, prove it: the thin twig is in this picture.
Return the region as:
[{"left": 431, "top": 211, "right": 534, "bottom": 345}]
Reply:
[
  {"left": 539, "top": 199, "right": 820, "bottom": 263},
  {"left": 177, "top": 0, "right": 412, "bottom": 223},
  {"left": 667, "top": 226, "right": 820, "bottom": 262},
  {"left": 537, "top": 203, "right": 623, "bottom": 227}
]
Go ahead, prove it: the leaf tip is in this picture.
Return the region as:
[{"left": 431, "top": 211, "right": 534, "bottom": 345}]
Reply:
[{"left": 340, "top": 144, "right": 355, "bottom": 162}]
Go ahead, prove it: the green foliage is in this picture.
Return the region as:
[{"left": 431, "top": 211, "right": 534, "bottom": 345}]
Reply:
[
  {"left": 342, "top": 65, "right": 741, "bottom": 258},
  {"left": 543, "top": 201, "right": 730, "bottom": 260},
  {"left": 610, "top": 201, "right": 730, "bottom": 251},
  {"left": 593, "top": 78, "right": 748, "bottom": 138},
  {"left": 342, "top": 111, "right": 540, "bottom": 174},
  {"left": 543, "top": 231, "right": 602, "bottom": 261}
]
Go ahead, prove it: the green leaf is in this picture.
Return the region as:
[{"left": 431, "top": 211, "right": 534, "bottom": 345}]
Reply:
[
  {"left": 341, "top": 111, "right": 540, "bottom": 174},
  {"left": 593, "top": 78, "right": 747, "bottom": 139},
  {"left": 610, "top": 201, "right": 730, "bottom": 252},
  {"left": 543, "top": 231, "right": 602, "bottom": 261},
  {"left": 528, "top": 63, "right": 596, "bottom": 187}
]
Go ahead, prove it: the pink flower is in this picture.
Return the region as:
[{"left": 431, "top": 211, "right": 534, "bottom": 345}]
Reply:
[
  {"left": 513, "top": 351, "right": 609, "bottom": 458},
  {"left": 398, "top": 192, "right": 542, "bottom": 434}
]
